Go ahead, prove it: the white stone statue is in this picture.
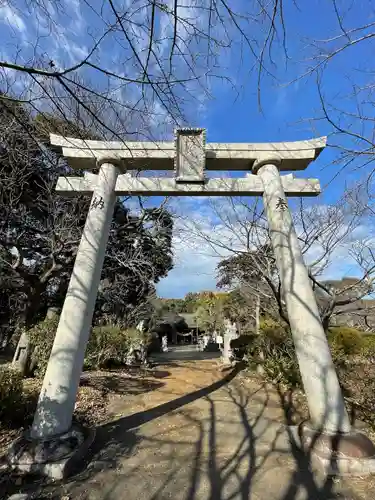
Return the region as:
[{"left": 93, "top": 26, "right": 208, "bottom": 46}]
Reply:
[
  {"left": 224, "top": 319, "right": 238, "bottom": 337},
  {"left": 222, "top": 319, "right": 238, "bottom": 364},
  {"left": 203, "top": 334, "right": 210, "bottom": 349},
  {"left": 136, "top": 320, "right": 145, "bottom": 332},
  {"left": 162, "top": 335, "right": 168, "bottom": 353}
]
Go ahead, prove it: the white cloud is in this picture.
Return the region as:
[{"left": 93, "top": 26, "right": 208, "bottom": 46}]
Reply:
[
  {"left": 63, "top": 0, "right": 85, "bottom": 33},
  {"left": 0, "top": 4, "right": 26, "bottom": 32},
  {"left": 157, "top": 196, "right": 373, "bottom": 298},
  {"left": 157, "top": 235, "right": 219, "bottom": 297},
  {"left": 157, "top": 197, "right": 254, "bottom": 297}
]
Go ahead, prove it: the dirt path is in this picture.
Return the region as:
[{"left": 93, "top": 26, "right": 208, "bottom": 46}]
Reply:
[
  {"left": 105, "top": 359, "right": 225, "bottom": 419},
  {"left": 5, "top": 360, "right": 375, "bottom": 500}
]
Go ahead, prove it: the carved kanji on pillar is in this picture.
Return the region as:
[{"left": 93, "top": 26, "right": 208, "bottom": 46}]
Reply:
[{"left": 276, "top": 197, "right": 288, "bottom": 211}]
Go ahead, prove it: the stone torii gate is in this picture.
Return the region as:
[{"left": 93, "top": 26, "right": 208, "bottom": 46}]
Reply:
[{"left": 10, "top": 129, "right": 375, "bottom": 478}]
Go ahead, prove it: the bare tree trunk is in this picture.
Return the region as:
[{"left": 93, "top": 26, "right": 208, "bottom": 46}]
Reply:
[
  {"left": 321, "top": 308, "right": 333, "bottom": 333},
  {"left": 255, "top": 294, "right": 265, "bottom": 375},
  {"left": 255, "top": 294, "right": 260, "bottom": 335}
]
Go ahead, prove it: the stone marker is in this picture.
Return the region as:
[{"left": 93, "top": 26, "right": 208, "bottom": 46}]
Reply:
[
  {"left": 162, "top": 335, "right": 168, "bottom": 353},
  {"left": 222, "top": 320, "right": 238, "bottom": 365}
]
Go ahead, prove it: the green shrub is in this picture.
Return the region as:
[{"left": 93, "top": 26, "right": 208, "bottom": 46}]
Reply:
[
  {"left": 259, "top": 317, "right": 285, "bottom": 331},
  {"left": 360, "top": 334, "right": 375, "bottom": 359},
  {"left": 29, "top": 319, "right": 154, "bottom": 375},
  {"left": 262, "top": 353, "right": 301, "bottom": 387},
  {"left": 260, "top": 329, "right": 301, "bottom": 387},
  {"left": 0, "top": 365, "right": 23, "bottom": 420},
  {"left": 124, "top": 327, "right": 152, "bottom": 350},
  {"left": 85, "top": 325, "right": 128, "bottom": 370},
  {"left": 231, "top": 334, "right": 257, "bottom": 361},
  {"left": 328, "top": 327, "right": 364, "bottom": 356},
  {"left": 28, "top": 318, "right": 59, "bottom": 378},
  {"left": 231, "top": 334, "right": 257, "bottom": 350},
  {"left": 245, "top": 319, "right": 301, "bottom": 388},
  {"left": 363, "top": 334, "right": 375, "bottom": 346},
  {"left": 84, "top": 326, "right": 152, "bottom": 370},
  {"left": 260, "top": 317, "right": 289, "bottom": 343}
]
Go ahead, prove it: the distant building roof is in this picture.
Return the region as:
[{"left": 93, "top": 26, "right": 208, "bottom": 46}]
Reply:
[
  {"left": 178, "top": 313, "right": 198, "bottom": 329},
  {"left": 322, "top": 278, "right": 361, "bottom": 290}
]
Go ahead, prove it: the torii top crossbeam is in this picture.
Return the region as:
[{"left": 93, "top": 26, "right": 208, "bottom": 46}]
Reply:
[{"left": 51, "top": 128, "right": 326, "bottom": 197}]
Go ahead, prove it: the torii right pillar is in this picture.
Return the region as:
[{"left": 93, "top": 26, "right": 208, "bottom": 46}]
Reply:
[{"left": 254, "top": 158, "right": 375, "bottom": 475}]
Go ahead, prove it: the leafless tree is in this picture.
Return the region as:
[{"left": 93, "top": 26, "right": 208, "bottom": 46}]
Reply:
[
  {"left": 177, "top": 188, "right": 375, "bottom": 332},
  {"left": 0, "top": 94, "right": 174, "bottom": 374},
  {"left": 0, "top": 0, "right": 290, "bottom": 138},
  {"left": 1, "top": 1, "right": 373, "bottom": 182},
  {"left": 273, "top": 1, "right": 375, "bottom": 188},
  {"left": 0, "top": 97, "right": 92, "bottom": 371}
]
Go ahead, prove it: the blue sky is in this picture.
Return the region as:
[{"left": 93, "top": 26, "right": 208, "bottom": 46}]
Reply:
[{"left": 1, "top": 0, "right": 374, "bottom": 298}]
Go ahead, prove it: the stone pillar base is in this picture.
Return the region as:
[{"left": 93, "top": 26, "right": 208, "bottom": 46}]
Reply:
[
  {"left": 7, "top": 423, "right": 95, "bottom": 480},
  {"left": 295, "top": 421, "right": 375, "bottom": 476}
]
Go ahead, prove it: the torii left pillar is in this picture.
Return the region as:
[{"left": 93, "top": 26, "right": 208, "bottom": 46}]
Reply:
[{"left": 31, "top": 160, "right": 119, "bottom": 439}]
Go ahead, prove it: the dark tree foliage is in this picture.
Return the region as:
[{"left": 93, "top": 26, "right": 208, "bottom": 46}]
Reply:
[
  {"left": 0, "top": 97, "right": 174, "bottom": 353},
  {"left": 159, "top": 298, "right": 187, "bottom": 314},
  {"left": 216, "top": 244, "right": 286, "bottom": 325},
  {"left": 0, "top": 98, "right": 89, "bottom": 336},
  {"left": 95, "top": 205, "right": 173, "bottom": 324},
  {"left": 216, "top": 244, "right": 275, "bottom": 290}
]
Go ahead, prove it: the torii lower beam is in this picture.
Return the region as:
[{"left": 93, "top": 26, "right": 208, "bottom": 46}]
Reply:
[{"left": 55, "top": 172, "right": 321, "bottom": 197}]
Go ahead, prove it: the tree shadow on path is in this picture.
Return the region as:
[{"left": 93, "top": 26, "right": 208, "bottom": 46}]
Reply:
[
  {"left": 60, "top": 364, "right": 365, "bottom": 500},
  {"left": 5, "top": 365, "right": 369, "bottom": 500}
]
